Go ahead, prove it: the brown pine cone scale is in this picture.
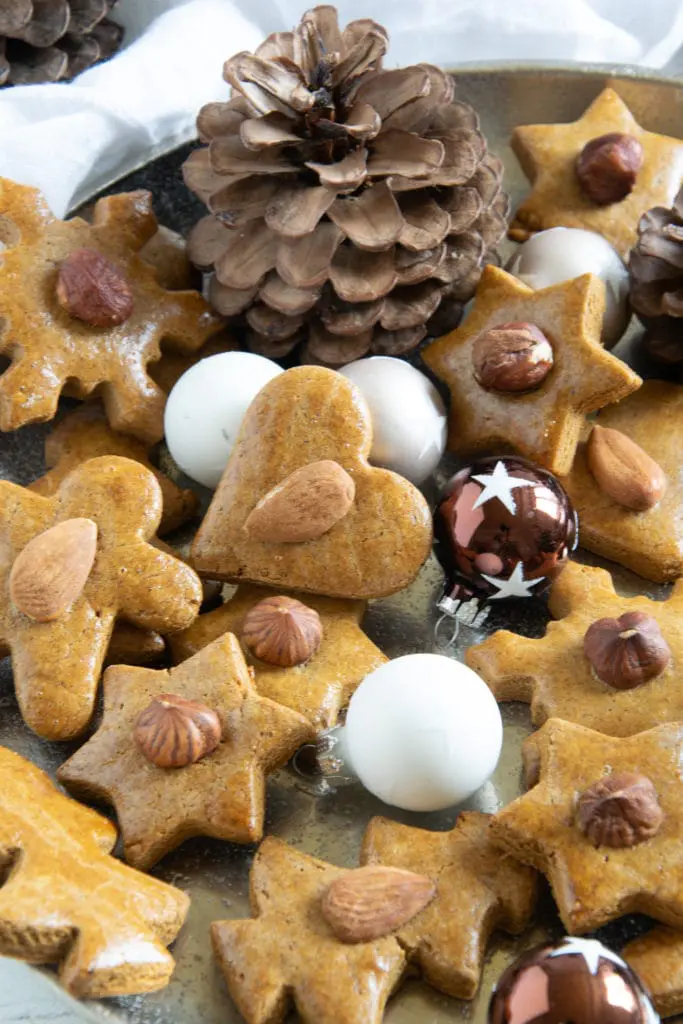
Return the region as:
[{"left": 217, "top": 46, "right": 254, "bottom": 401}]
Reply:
[{"left": 630, "top": 184, "right": 683, "bottom": 365}]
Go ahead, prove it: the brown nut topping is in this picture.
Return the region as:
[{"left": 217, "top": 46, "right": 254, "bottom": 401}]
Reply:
[
  {"left": 244, "top": 460, "right": 356, "bottom": 543},
  {"left": 9, "top": 518, "right": 98, "bottom": 622},
  {"left": 576, "top": 133, "right": 644, "bottom": 205},
  {"left": 586, "top": 424, "right": 666, "bottom": 512},
  {"left": 472, "top": 322, "right": 554, "bottom": 393},
  {"left": 134, "top": 693, "right": 222, "bottom": 769},
  {"left": 56, "top": 248, "right": 135, "bottom": 327},
  {"left": 576, "top": 771, "right": 663, "bottom": 848},
  {"left": 321, "top": 865, "right": 436, "bottom": 943},
  {"left": 583, "top": 610, "right": 671, "bottom": 690},
  {"left": 242, "top": 595, "right": 322, "bottom": 667}
]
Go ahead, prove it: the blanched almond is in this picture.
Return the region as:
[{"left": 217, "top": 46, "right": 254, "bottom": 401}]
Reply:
[
  {"left": 9, "top": 518, "right": 98, "bottom": 622},
  {"left": 321, "top": 865, "right": 435, "bottom": 943},
  {"left": 244, "top": 460, "right": 355, "bottom": 543},
  {"left": 586, "top": 425, "right": 666, "bottom": 512}
]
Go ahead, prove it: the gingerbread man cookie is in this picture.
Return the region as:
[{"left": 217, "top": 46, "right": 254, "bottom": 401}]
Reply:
[
  {"left": 561, "top": 380, "right": 683, "bottom": 583},
  {"left": 168, "top": 584, "right": 387, "bottom": 731},
  {"left": 191, "top": 366, "right": 433, "bottom": 599},
  {"left": 0, "top": 179, "right": 223, "bottom": 442},
  {"left": 58, "top": 633, "right": 314, "bottom": 869},
  {"left": 0, "top": 456, "right": 202, "bottom": 740},
  {"left": 0, "top": 746, "right": 189, "bottom": 998},
  {"left": 422, "top": 266, "right": 640, "bottom": 475},
  {"left": 510, "top": 87, "right": 683, "bottom": 257},
  {"left": 490, "top": 718, "right": 683, "bottom": 934},
  {"left": 30, "top": 404, "right": 199, "bottom": 536},
  {"left": 361, "top": 813, "right": 537, "bottom": 999},
  {"left": 466, "top": 560, "right": 683, "bottom": 737}
]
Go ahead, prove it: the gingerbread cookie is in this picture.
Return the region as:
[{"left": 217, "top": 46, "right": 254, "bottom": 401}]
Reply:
[
  {"left": 0, "top": 456, "right": 202, "bottom": 740},
  {"left": 58, "top": 632, "right": 314, "bottom": 869},
  {"left": 466, "top": 560, "right": 683, "bottom": 737},
  {"left": 211, "top": 836, "right": 407, "bottom": 1024},
  {"left": 191, "top": 366, "right": 433, "bottom": 598},
  {"left": 561, "top": 380, "right": 683, "bottom": 582},
  {"left": 624, "top": 926, "right": 683, "bottom": 1018},
  {"left": 490, "top": 717, "right": 683, "bottom": 934},
  {"left": 0, "top": 180, "right": 223, "bottom": 442},
  {"left": 422, "top": 266, "right": 641, "bottom": 475},
  {"left": 510, "top": 87, "right": 683, "bottom": 257},
  {"left": 139, "top": 225, "right": 201, "bottom": 291},
  {"left": 148, "top": 331, "right": 239, "bottom": 397},
  {"left": 361, "top": 813, "right": 537, "bottom": 999},
  {"left": 168, "top": 584, "right": 386, "bottom": 731},
  {"left": 106, "top": 623, "right": 166, "bottom": 667},
  {"left": 30, "top": 404, "right": 199, "bottom": 536},
  {"left": 0, "top": 746, "right": 189, "bottom": 998}
]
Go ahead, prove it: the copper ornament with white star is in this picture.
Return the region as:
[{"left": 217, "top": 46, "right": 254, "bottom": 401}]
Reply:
[
  {"left": 435, "top": 456, "right": 577, "bottom": 603},
  {"left": 488, "top": 937, "right": 659, "bottom": 1023}
]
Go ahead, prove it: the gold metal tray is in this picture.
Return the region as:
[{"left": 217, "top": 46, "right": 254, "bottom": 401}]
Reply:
[{"left": 0, "top": 63, "right": 680, "bottom": 1024}]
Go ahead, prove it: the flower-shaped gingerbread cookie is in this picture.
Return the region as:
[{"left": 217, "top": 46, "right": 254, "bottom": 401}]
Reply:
[
  {"left": 0, "top": 746, "right": 189, "bottom": 998},
  {"left": 562, "top": 380, "right": 683, "bottom": 583},
  {"left": 211, "top": 837, "right": 407, "bottom": 1024},
  {"left": 58, "top": 633, "right": 314, "bottom": 869},
  {"left": 467, "top": 560, "right": 683, "bottom": 736},
  {"left": 422, "top": 266, "right": 641, "bottom": 475},
  {"left": 0, "top": 456, "right": 202, "bottom": 741},
  {"left": 361, "top": 813, "right": 537, "bottom": 999},
  {"left": 510, "top": 87, "right": 683, "bottom": 257},
  {"left": 191, "top": 366, "right": 433, "bottom": 598},
  {"left": 0, "top": 179, "right": 223, "bottom": 442},
  {"left": 490, "top": 717, "right": 683, "bottom": 934},
  {"left": 168, "top": 583, "right": 386, "bottom": 731}
]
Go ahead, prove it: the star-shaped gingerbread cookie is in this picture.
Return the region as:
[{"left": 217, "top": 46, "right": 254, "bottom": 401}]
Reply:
[
  {"left": 561, "top": 380, "right": 683, "bottom": 583},
  {"left": 490, "top": 717, "right": 683, "bottom": 934},
  {"left": 58, "top": 633, "right": 314, "bottom": 869},
  {"left": 191, "top": 366, "right": 433, "bottom": 599},
  {"left": 466, "top": 560, "right": 683, "bottom": 737},
  {"left": 168, "top": 584, "right": 386, "bottom": 731},
  {"left": 510, "top": 87, "right": 683, "bottom": 256},
  {"left": 211, "top": 836, "right": 407, "bottom": 1024},
  {"left": 624, "top": 926, "right": 683, "bottom": 1018},
  {"left": 360, "top": 813, "right": 537, "bottom": 999},
  {"left": 422, "top": 266, "right": 641, "bottom": 475},
  {"left": 0, "top": 456, "right": 202, "bottom": 741},
  {"left": 0, "top": 745, "right": 189, "bottom": 998},
  {"left": 0, "top": 179, "right": 223, "bottom": 442},
  {"left": 30, "top": 404, "right": 199, "bottom": 536}
]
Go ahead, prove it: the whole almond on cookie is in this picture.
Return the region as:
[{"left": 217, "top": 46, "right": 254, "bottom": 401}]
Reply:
[
  {"left": 321, "top": 865, "right": 435, "bottom": 943},
  {"left": 587, "top": 425, "right": 666, "bottom": 511},
  {"left": 244, "top": 460, "right": 356, "bottom": 543},
  {"left": 9, "top": 518, "right": 98, "bottom": 622}
]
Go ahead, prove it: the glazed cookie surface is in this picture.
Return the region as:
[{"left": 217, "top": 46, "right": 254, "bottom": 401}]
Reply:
[{"left": 624, "top": 926, "right": 683, "bottom": 1018}]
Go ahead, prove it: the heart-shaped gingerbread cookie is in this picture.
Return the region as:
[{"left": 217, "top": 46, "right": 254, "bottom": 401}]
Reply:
[{"left": 191, "top": 367, "right": 432, "bottom": 599}]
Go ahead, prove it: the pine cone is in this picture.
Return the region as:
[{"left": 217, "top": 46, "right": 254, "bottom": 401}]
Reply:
[
  {"left": 184, "top": 4, "right": 507, "bottom": 366},
  {"left": 629, "top": 185, "right": 683, "bottom": 364},
  {"left": 0, "top": 1, "right": 123, "bottom": 86}
]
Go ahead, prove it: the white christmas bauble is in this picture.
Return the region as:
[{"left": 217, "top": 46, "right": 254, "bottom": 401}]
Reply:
[
  {"left": 341, "top": 653, "right": 503, "bottom": 812},
  {"left": 340, "top": 357, "right": 446, "bottom": 484},
  {"left": 164, "top": 352, "right": 283, "bottom": 489},
  {"left": 507, "top": 227, "right": 631, "bottom": 345}
]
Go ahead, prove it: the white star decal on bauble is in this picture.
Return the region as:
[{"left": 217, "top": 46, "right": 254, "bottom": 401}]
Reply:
[
  {"left": 548, "top": 937, "right": 626, "bottom": 976},
  {"left": 481, "top": 561, "right": 544, "bottom": 600},
  {"left": 471, "top": 460, "right": 535, "bottom": 516}
]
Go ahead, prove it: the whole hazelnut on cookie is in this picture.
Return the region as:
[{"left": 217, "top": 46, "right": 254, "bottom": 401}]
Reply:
[
  {"left": 242, "top": 596, "right": 323, "bottom": 668},
  {"left": 576, "top": 771, "right": 663, "bottom": 848},
  {"left": 576, "top": 133, "right": 644, "bottom": 205},
  {"left": 134, "top": 693, "right": 222, "bottom": 768},
  {"left": 583, "top": 611, "right": 671, "bottom": 690},
  {"left": 56, "top": 248, "right": 134, "bottom": 327},
  {"left": 472, "top": 322, "right": 553, "bottom": 393}
]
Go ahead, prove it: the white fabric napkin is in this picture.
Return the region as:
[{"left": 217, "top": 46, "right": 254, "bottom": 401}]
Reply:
[{"left": 1, "top": 0, "right": 683, "bottom": 219}]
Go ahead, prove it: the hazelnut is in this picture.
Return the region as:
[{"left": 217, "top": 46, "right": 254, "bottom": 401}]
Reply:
[
  {"left": 576, "top": 133, "right": 644, "bottom": 205},
  {"left": 242, "top": 595, "right": 323, "bottom": 667},
  {"left": 134, "top": 693, "right": 222, "bottom": 769},
  {"left": 56, "top": 248, "right": 134, "bottom": 327},
  {"left": 472, "top": 322, "right": 554, "bottom": 393},
  {"left": 583, "top": 611, "right": 671, "bottom": 690},
  {"left": 576, "top": 771, "right": 663, "bottom": 848}
]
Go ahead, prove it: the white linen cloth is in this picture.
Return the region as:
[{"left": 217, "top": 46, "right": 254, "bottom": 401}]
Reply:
[{"left": 1, "top": 0, "right": 683, "bottom": 218}]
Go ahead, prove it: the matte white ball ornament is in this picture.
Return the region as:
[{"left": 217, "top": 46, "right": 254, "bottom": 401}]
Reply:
[
  {"left": 507, "top": 227, "right": 630, "bottom": 345},
  {"left": 164, "top": 352, "right": 283, "bottom": 489},
  {"left": 340, "top": 357, "right": 447, "bottom": 484},
  {"left": 341, "top": 653, "right": 503, "bottom": 812}
]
